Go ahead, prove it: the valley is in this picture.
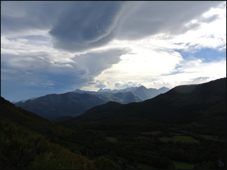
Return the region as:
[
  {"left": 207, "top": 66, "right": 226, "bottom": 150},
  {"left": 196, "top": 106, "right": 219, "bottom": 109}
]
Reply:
[
  {"left": 61, "top": 120, "right": 226, "bottom": 169},
  {"left": 1, "top": 78, "right": 226, "bottom": 169}
]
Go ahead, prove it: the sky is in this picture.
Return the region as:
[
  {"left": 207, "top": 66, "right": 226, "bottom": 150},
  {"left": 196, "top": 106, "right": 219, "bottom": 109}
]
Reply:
[{"left": 1, "top": 1, "right": 226, "bottom": 102}]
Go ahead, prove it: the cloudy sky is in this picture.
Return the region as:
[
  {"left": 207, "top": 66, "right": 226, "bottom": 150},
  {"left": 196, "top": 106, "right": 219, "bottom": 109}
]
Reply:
[{"left": 1, "top": 1, "right": 226, "bottom": 102}]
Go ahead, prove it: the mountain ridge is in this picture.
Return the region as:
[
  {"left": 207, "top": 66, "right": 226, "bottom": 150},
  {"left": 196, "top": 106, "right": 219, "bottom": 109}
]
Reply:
[
  {"left": 15, "top": 85, "right": 168, "bottom": 121},
  {"left": 65, "top": 78, "right": 226, "bottom": 126},
  {"left": 15, "top": 92, "right": 108, "bottom": 121},
  {"left": 93, "top": 85, "right": 169, "bottom": 100}
]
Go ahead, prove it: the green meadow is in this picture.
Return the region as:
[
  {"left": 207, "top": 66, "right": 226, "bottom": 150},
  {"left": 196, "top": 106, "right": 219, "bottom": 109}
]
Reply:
[{"left": 173, "top": 161, "right": 195, "bottom": 169}]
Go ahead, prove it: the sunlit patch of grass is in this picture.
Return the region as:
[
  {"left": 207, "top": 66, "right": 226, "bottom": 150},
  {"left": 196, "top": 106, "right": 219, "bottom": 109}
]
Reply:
[
  {"left": 137, "top": 163, "right": 155, "bottom": 169},
  {"left": 105, "top": 137, "right": 117, "bottom": 143},
  {"left": 141, "top": 131, "right": 162, "bottom": 135},
  {"left": 159, "top": 137, "right": 172, "bottom": 142},
  {"left": 172, "top": 133, "right": 182, "bottom": 136},
  {"left": 159, "top": 136, "right": 199, "bottom": 144},
  {"left": 172, "top": 136, "right": 199, "bottom": 144},
  {"left": 135, "top": 136, "right": 154, "bottom": 141},
  {"left": 173, "top": 161, "right": 195, "bottom": 169}
]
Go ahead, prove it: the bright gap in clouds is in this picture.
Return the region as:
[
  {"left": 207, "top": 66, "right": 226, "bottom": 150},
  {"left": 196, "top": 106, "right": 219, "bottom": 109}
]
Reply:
[
  {"left": 82, "top": 42, "right": 226, "bottom": 91},
  {"left": 178, "top": 48, "right": 226, "bottom": 62},
  {"left": 82, "top": 2, "right": 226, "bottom": 91}
]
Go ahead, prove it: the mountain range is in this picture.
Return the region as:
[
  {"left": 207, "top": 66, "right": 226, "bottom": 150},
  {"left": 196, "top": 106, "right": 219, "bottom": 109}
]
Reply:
[
  {"left": 65, "top": 78, "right": 226, "bottom": 128},
  {"left": 74, "top": 86, "right": 169, "bottom": 100},
  {"left": 15, "top": 86, "right": 169, "bottom": 121}
]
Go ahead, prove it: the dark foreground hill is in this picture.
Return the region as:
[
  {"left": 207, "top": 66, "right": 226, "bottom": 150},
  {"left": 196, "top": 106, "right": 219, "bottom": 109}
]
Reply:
[
  {"left": 65, "top": 78, "right": 226, "bottom": 128},
  {"left": 0, "top": 96, "right": 124, "bottom": 169},
  {"left": 0, "top": 97, "right": 94, "bottom": 169}
]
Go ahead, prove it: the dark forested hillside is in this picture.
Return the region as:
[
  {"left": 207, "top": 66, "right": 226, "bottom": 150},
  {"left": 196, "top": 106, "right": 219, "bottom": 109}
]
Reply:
[
  {"left": 0, "top": 97, "right": 93, "bottom": 169},
  {"left": 0, "top": 97, "right": 122, "bottom": 169}
]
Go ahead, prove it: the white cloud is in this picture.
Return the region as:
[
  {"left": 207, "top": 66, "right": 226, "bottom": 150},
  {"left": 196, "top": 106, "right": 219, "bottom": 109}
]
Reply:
[
  {"left": 150, "top": 58, "right": 226, "bottom": 89},
  {"left": 88, "top": 56, "right": 226, "bottom": 90}
]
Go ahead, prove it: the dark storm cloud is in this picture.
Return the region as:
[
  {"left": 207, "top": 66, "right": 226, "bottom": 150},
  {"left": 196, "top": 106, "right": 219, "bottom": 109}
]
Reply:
[
  {"left": 1, "top": 1, "right": 71, "bottom": 35},
  {"left": 49, "top": 1, "right": 125, "bottom": 52},
  {"left": 1, "top": 1, "right": 222, "bottom": 51},
  {"left": 50, "top": 1, "right": 222, "bottom": 51},
  {"left": 116, "top": 1, "right": 222, "bottom": 39}
]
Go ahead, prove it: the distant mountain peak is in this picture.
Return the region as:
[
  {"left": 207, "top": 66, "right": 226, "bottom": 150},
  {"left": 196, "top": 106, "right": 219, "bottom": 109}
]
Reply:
[
  {"left": 74, "top": 89, "right": 96, "bottom": 93},
  {"left": 74, "top": 89, "right": 85, "bottom": 93},
  {"left": 97, "top": 88, "right": 112, "bottom": 93},
  {"left": 138, "top": 85, "right": 147, "bottom": 89}
]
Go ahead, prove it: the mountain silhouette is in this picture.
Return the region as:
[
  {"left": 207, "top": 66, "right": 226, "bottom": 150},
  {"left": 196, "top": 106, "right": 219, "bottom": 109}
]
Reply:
[
  {"left": 15, "top": 92, "right": 108, "bottom": 121},
  {"left": 66, "top": 78, "right": 226, "bottom": 127},
  {"left": 15, "top": 91, "right": 143, "bottom": 121},
  {"left": 95, "top": 86, "right": 169, "bottom": 100}
]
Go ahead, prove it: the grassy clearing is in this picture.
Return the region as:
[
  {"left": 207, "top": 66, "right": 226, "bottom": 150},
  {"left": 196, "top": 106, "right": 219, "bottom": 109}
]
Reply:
[
  {"left": 172, "top": 136, "right": 199, "bottom": 144},
  {"left": 172, "top": 133, "right": 182, "bottom": 136},
  {"left": 105, "top": 137, "right": 117, "bottom": 143},
  {"left": 201, "top": 135, "right": 223, "bottom": 141},
  {"left": 180, "top": 130, "right": 190, "bottom": 134},
  {"left": 173, "top": 161, "right": 195, "bottom": 169},
  {"left": 137, "top": 163, "right": 155, "bottom": 169},
  {"left": 141, "top": 131, "right": 162, "bottom": 135},
  {"left": 135, "top": 136, "right": 154, "bottom": 141},
  {"left": 159, "top": 136, "right": 199, "bottom": 144},
  {"left": 159, "top": 137, "right": 172, "bottom": 142}
]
